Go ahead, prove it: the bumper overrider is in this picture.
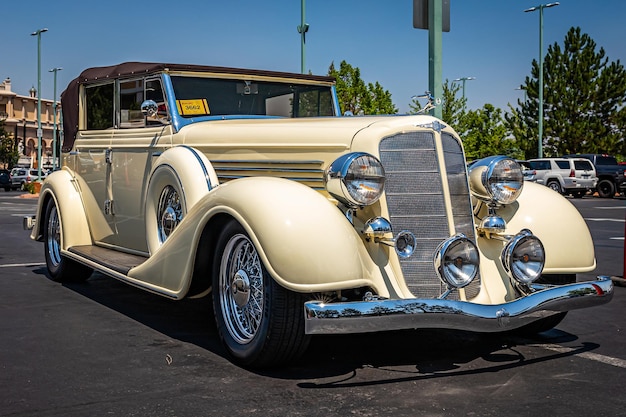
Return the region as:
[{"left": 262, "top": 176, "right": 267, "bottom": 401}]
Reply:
[{"left": 304, "top": 276, "right": 613, "bottom": 335}]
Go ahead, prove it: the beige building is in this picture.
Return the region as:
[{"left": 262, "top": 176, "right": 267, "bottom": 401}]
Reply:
[{"left": 0, "top": 77, "right": 60, "bottom": 169}]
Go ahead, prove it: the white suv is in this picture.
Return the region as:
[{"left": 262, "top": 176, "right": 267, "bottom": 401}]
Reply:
[
  {"left": 10, "top": 168, "right": 47, "bottom": 191},
  {"left": 526, "top": 158, "right": 597, "bottom": 198}
]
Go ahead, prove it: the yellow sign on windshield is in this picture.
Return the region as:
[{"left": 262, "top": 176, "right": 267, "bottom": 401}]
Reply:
[{"left": 176, "top": 99, "right": 210, "bottom": 116}]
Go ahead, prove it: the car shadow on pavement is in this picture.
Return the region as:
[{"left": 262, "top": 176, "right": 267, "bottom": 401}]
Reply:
[{"left": 37, "top": 269, "right": 602, "bottom": 381}]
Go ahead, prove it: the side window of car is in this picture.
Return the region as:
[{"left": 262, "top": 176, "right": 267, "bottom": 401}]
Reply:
[
  {"left": 555, "top": 160, "right": 570, "bottom": 169},
  {"left": 120, "top": 79, "right": 145, "bottom": 128},
  {"left": 145, "top": 78, "right": 168, "bottom": 125},
  {"left": 85, "top": 83, "right": 114, "bottom": 130},
  {"left": 530, "top": 161, "right": 549, "bottom": 170},
  {"left": 574, "top": 160, "right": 593, "bottom": 170}
]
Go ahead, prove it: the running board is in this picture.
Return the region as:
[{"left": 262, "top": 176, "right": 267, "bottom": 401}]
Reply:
[{"left": 68, "top": 245, "right": 147, "bottom": 276}]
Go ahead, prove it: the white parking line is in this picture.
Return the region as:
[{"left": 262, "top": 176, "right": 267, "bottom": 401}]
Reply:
[
  {"left": 538, "top": 343, "right": 626, "bottom": 369},
  {"left": 585, "top": 218, "right": 625, "bottom": 223},
  {"left": 0, "top": 262, "right": 45, "bottom": 268}
]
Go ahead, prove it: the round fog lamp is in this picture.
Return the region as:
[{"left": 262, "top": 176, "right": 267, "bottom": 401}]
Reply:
[
  {"left": 501, "top": 229, "right": 545, "bottom": 284},
  {"left": 395, "top": 230, "right": 416, "bottom": 258},
  {"left": 434, "top": 234, "right": 479, "bottom": 289}
]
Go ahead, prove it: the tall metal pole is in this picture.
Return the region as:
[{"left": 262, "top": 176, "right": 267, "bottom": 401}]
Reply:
[
  {"left": 31, "top": 28, "right": 47, "bottom": 179},
  {"left": 297, "top": 0, "right": 309, "bottom": 74},
  {"left": 525, "top": 2, "right": 559, "bottom": 159},
  {"left": 453, "top": 76, "right": 476, "bottom": 99},
  {"left": 428, "top": 0, "right": 442, "bottom": 119},
  {"left": 49, "top": 67, "right": 62, "bottom": 171}
]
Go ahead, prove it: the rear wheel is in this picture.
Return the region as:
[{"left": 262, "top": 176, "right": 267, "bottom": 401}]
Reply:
[
  {"left": 212, "top": 220, "right": 310, "bottom": 368},
  {"left": 597, "top": 179, "right": 615, "bottom": 198},
  {"left": 43, "top": 199, "right": 93, "bottom": 282},
  {"left": 547, "top": 180, "right": 562, "bottom": 194}
]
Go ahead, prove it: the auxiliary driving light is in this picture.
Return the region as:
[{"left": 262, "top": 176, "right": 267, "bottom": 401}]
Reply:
[
  {"left": 501, "top": 229, "right": 545, "bottom": 285},
  {"left": 434, "top": 234, "right": 479, "bottom": 289}
]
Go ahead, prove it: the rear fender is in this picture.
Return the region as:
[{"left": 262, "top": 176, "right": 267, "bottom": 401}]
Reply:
[{"left": 31, "top": 169, "right": 92, "bottom": 248}]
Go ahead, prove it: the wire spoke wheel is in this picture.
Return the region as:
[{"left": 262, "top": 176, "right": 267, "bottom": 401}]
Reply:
[
  {"left": 43, "top": 199, "right": 92, "bottom": 282},
  {"left": 156, "top": 185, "right": 183, "bottom": 243},
  {"left": 212, "top": 220, "right": 310, "bottom": 368},
  {"left": 219, "top": 234, "right": 265, "bottom": 344},
  {"left": 46, "top": 204, "right": 62, "bottom": 268}
]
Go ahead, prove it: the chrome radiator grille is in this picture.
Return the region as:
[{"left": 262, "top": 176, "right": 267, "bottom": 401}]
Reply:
[{"left": 379, "top": 131, "right": 479, "bottom": 299}]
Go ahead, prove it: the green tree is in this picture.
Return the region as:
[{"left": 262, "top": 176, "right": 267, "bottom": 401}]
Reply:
[
  {"left": 511, "top": 27, "right": 626, "bottom": 158},
  {"left": 0, "top": 118, "right": 18, "bottom": 169},
  {"left": 328, "top": 61, "right": 397, "bottom": 115},
  {"left": 461, "top": 104, "right": 518, "bottom": 160}
]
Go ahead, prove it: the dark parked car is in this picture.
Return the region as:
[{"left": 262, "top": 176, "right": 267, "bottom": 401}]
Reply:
[{"left": 0, "top": 169, "right": 11, "bottom": 191}]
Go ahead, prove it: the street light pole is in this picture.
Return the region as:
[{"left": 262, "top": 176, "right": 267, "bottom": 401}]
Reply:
[
  {"left": 524, "top": 2, "right": 559, "bottom": 159},
  {"left": 49, "top": 67, "right": 62, "bottom": 171},
  {"left": 31, "top": 28, "right": 48, "bottom": 179},
  {"left": 297, "top": 0, "right": 309, "bottom": 74},
  {"left": 452, "top": 76, "right": 476, "bottom": 99}
]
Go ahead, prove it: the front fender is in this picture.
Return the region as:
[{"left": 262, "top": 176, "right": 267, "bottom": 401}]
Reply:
[
  {"left": 31, "top": 169, "right": 92, "bottom": 248},
  {"left": 499, "top": 181, "right": 596, "bottom": 272},
  {"left": 129, "top": 177, "right": 378, "bottom": 296},
  {"left": 205, "top": 177, "right": 374, "bottom": 292}
]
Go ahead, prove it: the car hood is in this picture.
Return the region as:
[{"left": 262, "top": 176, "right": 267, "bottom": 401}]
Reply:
[{"left": 178, "top": 114, "right": 452, "bottom": 152}]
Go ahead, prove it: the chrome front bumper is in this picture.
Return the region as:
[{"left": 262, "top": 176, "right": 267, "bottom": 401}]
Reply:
[{"left": 304, "top": 276, "right": 613, "bottom": 335}]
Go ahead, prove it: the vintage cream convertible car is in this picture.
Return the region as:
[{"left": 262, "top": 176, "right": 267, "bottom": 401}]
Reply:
[{"left": 25, "top": 62, "right": 612, "bottom": 367}]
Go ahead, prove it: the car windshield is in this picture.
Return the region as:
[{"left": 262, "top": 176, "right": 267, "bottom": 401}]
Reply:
[{"left": 170, "top": 76, "right": 335, "bottom": 118}]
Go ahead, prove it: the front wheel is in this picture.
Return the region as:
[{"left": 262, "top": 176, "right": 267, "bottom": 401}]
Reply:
[
  {"left": 597, "top": 179, "right": 615, "bottom": 198},
  {"left": 212, "top": 220, "right": 310, "bottom": 368},
  {"left": 43, "top": 199, "right": 93, "bottom": 282}
]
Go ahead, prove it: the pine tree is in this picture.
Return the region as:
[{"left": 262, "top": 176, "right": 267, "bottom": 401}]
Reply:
[{"left": 510, "top": 27, "right": 626, "bottom": 158}]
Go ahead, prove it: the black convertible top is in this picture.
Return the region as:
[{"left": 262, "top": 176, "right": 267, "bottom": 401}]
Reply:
[{"left": 60, "top": 62, "right": 335, "bottom": 151}]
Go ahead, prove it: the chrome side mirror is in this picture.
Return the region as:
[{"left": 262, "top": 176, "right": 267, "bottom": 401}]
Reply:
[{"left": 141, "top": 100, "right": 158, "bottom": 118}]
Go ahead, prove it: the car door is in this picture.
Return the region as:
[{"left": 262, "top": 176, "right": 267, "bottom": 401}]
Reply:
[
  {"left": 71, "top": 81, "right": 116, "bottom": 246},
  {"left": 109, "top": 76, "right": 173, "bottom": 253}
]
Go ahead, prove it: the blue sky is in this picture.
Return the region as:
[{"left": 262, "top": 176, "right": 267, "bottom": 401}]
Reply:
[{"left": 2, "top": 0, "right": 625, "bottom": 114}]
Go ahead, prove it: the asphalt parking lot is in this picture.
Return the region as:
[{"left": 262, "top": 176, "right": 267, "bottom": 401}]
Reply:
[{"left": 1, "top": 192, "right": 624, "bottom": 417}]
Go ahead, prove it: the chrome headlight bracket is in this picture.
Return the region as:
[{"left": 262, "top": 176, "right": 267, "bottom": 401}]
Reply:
[{"left": 362, "top": 217, "right": 416, "bottom": 258}]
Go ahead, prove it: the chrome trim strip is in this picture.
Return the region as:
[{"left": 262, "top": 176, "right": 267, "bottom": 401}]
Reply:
[
  {"left": 180, "top": 145, "right": 213, "bottom": 191},
  {"left": 211, "top": 159, "right": 324, "bottom": 165},
  {"left": 304, "top": 276, "right": 613, "bottom": 335}
]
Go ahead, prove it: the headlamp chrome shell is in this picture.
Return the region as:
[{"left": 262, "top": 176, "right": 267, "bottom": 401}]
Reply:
[
  {"left": 434, "top": 234, "right": 480, "bottom": 289},
  {"left": 325, "top": 152, "right": 385, "bottom": 207},
  {"left": 501, "top": 229, "right": 545, "bottom": 285},
  {"left": 468, "top": 156, "right": 523, "bottom": 205}
]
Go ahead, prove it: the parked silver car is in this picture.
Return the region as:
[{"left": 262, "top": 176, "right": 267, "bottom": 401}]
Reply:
[
  {"left": 10, "top": 168, "right": 47, "bottom": 191},
  {"left": 526, "top": 158, "right": 597, "bottom": 197}
]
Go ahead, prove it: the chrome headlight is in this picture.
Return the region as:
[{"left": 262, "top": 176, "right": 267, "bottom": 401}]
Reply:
[
  {"left": 325, "top": 152, "right": 385, "bottom": 207},
  {"left": 434, "top": 234, "right": 480, "bottom": 289},
  {"left": 501, "top": 229, "right": 545, "bottom": 285},
  {"left": 468, "top": 156, "right": 523, "bottom": 205}
]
